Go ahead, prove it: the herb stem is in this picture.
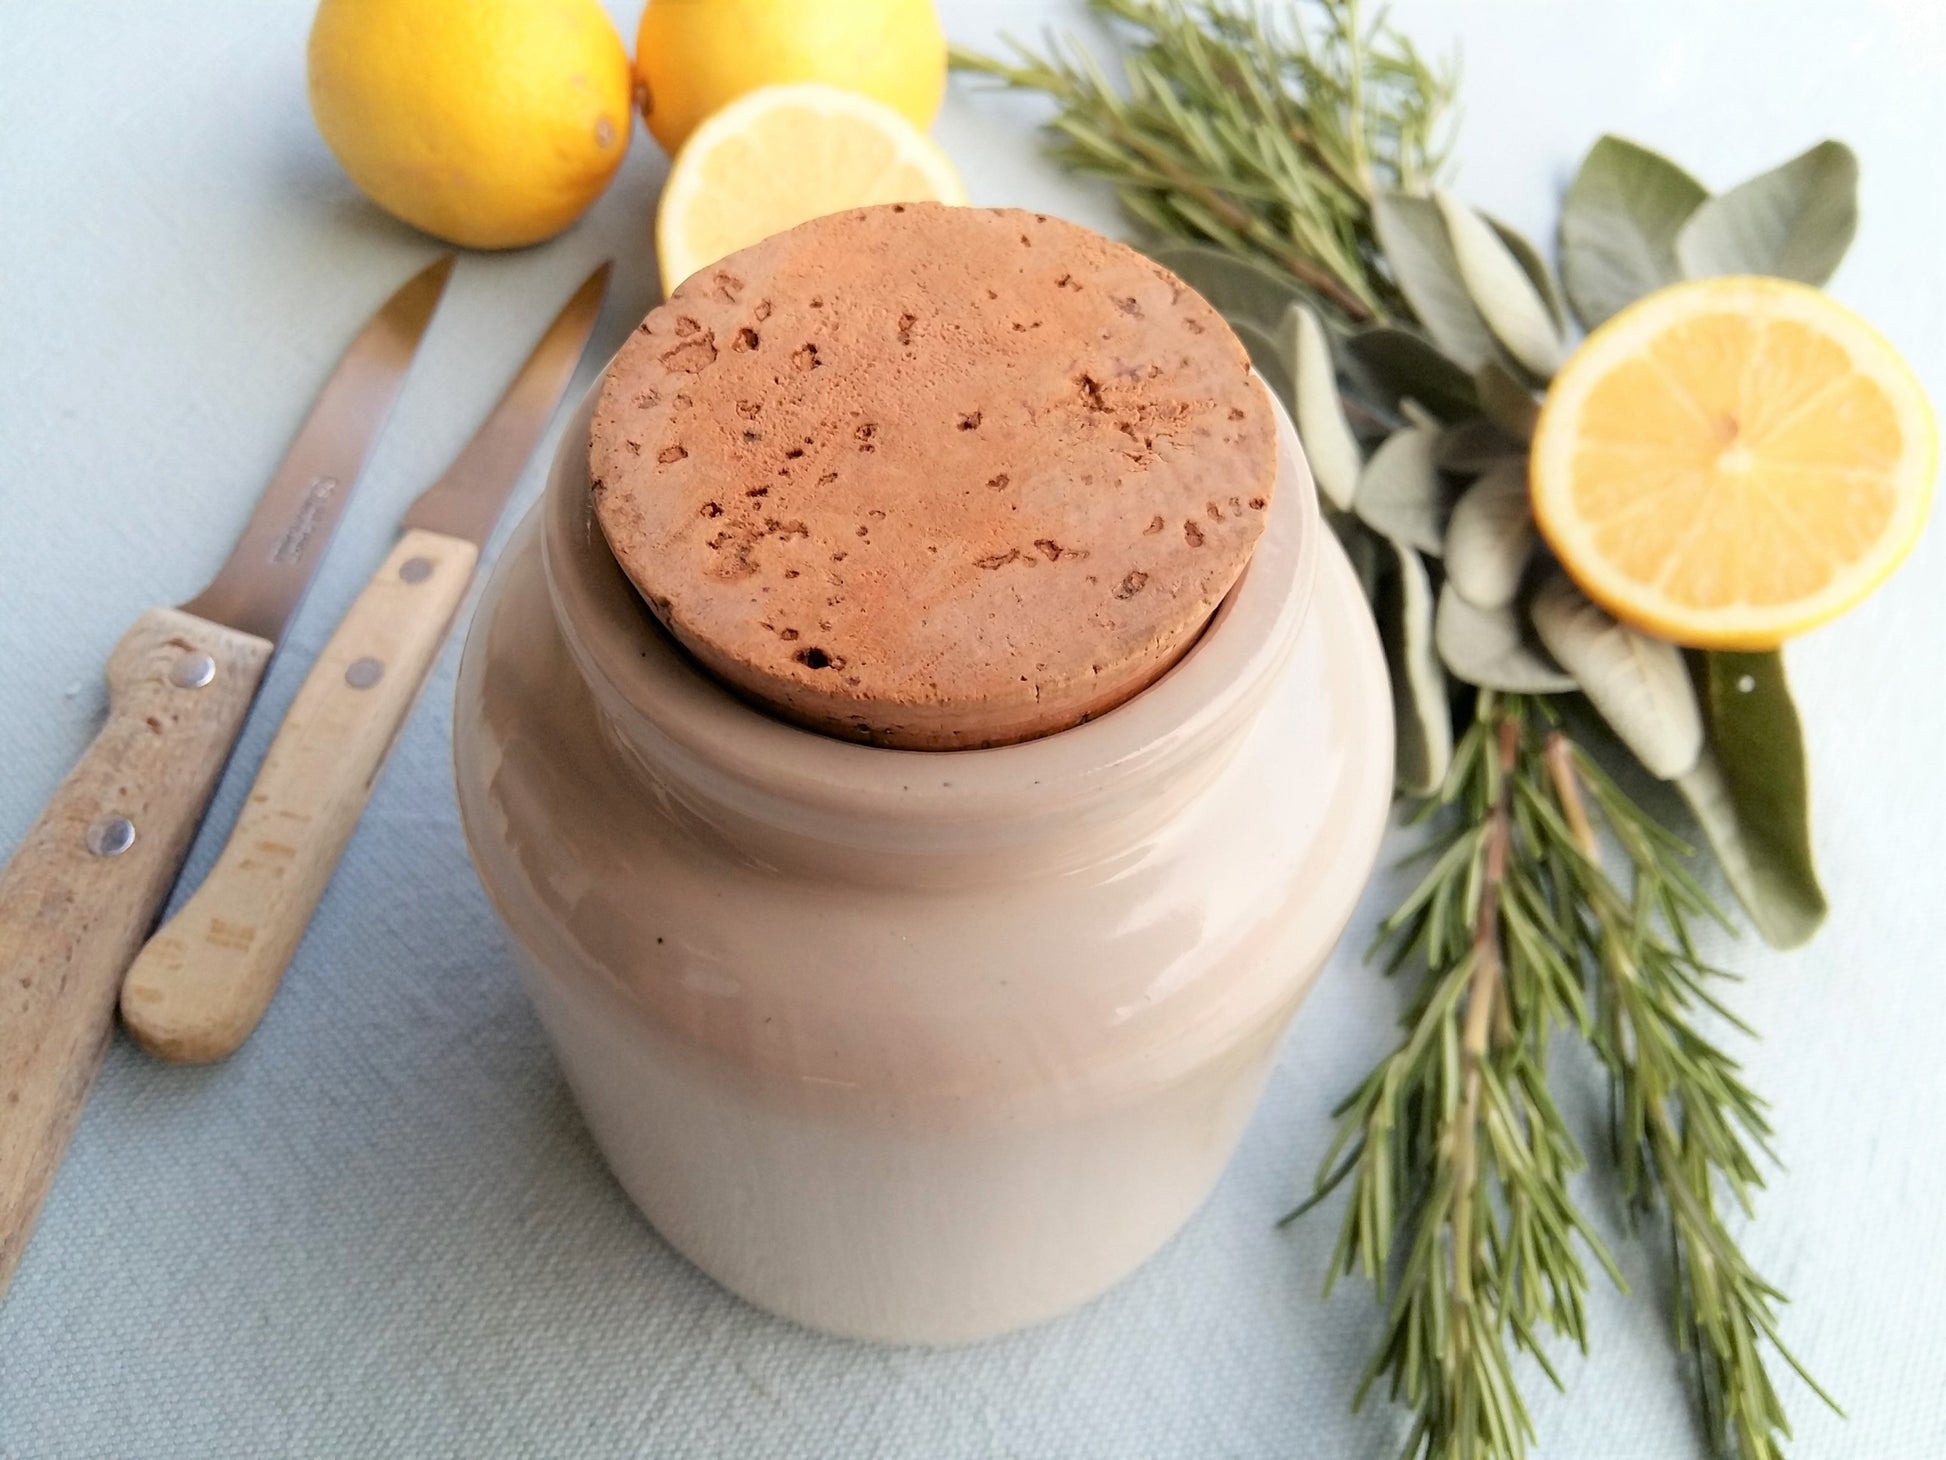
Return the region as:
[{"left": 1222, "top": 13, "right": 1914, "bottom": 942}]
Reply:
[
  {"left": 1450, "top": 714, "right": 1517, "bottom": 1316},
  {"left": 1545, "top": 739, "right": 1836, "bottom": 1460},
  {"left": 1541, "top": 733, "right": 1596, "bottom": 855}
]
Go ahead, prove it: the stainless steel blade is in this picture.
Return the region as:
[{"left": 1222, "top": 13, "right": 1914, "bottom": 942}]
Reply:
[
  {"left": 401, "top": 261, "right": 613, "bottom": 547},
  {"left": 178, "top": 254, "right": 456, "bottom": 643}
]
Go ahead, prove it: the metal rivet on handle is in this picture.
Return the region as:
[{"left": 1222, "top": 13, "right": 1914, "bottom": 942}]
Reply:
[
  {"left": 345, "top": 657, "right": 385, "bottom": 690},
  {"left": 85, "top": 815, "right": 136, "bottom": 858},
  {"left": 399, "top": 557, "right": 433, "bottom": 584},
  {"left": 169, "top": 652, "right": 216, "bottom": 690}
]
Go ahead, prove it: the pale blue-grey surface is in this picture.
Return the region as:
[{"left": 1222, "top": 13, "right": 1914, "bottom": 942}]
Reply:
[{"left": 2, "top": 3, "right": 1943, "bottom": 1456}]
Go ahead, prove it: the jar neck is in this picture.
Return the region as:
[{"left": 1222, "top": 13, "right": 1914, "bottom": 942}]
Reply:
[{"left": 542, "top": 384, "right": 1320, "bottom": 885}]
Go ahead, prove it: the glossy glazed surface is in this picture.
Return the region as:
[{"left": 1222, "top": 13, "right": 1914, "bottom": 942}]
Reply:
[{"left": 454, "top": 387, "right": 1393, "bottom": 1342}]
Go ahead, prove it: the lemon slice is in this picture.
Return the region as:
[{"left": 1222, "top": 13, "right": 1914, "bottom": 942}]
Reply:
[
  {"left": 655, "top": 81, "right": 967, "bottom": 292},
  {"left": 1530, "top": 276, "right": 1937, "bottom": 649}
]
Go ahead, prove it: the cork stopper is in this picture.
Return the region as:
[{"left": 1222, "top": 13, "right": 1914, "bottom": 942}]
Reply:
[{"left": 589, "top": 203, "right": 1277, "bottom": 749}]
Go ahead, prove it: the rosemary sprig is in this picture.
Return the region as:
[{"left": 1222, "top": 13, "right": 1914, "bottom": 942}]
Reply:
[
  {"left": 951, "top": 0, "right": 1455, "bottom": 325},
  {"left": 1285, "top": 703, "right": 1621, "bottom": 1457},
  {"left": 1546, "top": 742, "right": 1842, "bottom": 1459},
  {"left": 1293, "top": 695, "right": 1829, "bottom": 1458}
]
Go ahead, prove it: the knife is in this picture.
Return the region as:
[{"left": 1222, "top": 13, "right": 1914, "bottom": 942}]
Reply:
[
  {"left": 0, "top": 254, "right": 455, "bottom": 1292},
  {"left": 120, "top": 261, "right": 613, "bottom": 1065}
]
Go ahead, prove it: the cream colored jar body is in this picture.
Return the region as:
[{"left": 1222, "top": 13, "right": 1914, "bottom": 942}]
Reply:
[{"left": 453, "top": 392, "right": 1393, "bottom": 1344}]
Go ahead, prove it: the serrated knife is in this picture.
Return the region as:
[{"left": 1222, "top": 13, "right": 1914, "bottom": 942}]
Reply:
[
  {"left": 120, "top": 261, "right": 613, "bottom": 1066},
  {"left": 0, "top": 253, "right": 455, "bottom": 1294}
]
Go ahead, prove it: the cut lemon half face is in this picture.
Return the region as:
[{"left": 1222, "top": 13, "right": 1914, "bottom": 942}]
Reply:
[
  {"left": 1530, "top": 276, "right": 1936, "bottom": 649},
  {"left": 655, "top": 81, "right": 966, "bottom": 293}
]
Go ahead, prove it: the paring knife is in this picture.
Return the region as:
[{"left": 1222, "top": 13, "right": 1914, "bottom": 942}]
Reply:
[
  {"left": 121, "top": 261, "right": 614, "bottom": 1065},
  {"left": 0, "top": 254, "right": 455, "bottom": 1292}
]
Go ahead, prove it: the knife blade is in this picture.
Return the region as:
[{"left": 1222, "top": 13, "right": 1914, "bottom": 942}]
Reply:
[
  {"left": 179, "top": 255, "right": 458, "bottom": 642},
  {"left": 0, "top": 254, "right": 455, "bottom": 1294},
  {"left": 121, "top": 261, "right": 613, "bottom": 1065}
]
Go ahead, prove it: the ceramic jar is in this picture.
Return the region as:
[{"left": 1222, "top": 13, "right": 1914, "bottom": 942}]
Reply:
[{"left": 453, "top": 388, "right": 1393, "bottom": 1345}]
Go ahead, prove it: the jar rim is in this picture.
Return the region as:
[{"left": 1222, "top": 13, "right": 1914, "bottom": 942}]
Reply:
[{"left": 543, "top": 375, "right": 1320, "bottom": 835}]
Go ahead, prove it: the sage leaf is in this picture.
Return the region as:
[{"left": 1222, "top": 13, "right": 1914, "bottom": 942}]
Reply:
[
  {"left": 1676, "top": 650, "right": 1827, "bottom": 948},
  {"left": 1560, "top": 135, "right": 1708, "bottom": 330},
  {"left": 1373, "top": 192, "right": 1500, "bottom": 371},
  {"left": 1374, "top": 536, "right": 1452, "bottom": 796},
  {"left": 1487, "top": 213, "right": 1566, "bottom": 329},
  {"left": 1435, "top": 586, "right": 1576, "bottom": 693},
  {"left": 1475, "top": 360, "right": 1541, "bottom": 441},
  {"left": 1147, "top": 243, "right": 1310, "bottom": 329},
  {"left": 1227, "top": 315, "right": 1296, "bottom": 411},
  {"left": 1675, "top": 140, "right": 1859, "bottom": 286},
  {"left": 1340, "top": 523, "right": 1384, "bottom": 603},
  {"left": 1436, "top": 190, "right": 1565, "bottom": 379},
  {"left": 1345, "top": 328, "right": 1479, "bottom": 423},
  {"left": 1354, "top": 426, "right": 1446, "bottom": 555},
  {"left": 1435, "top": 418, "right": 1525, "bottom": 474},
  {"left": 1144, "top": 243, "right": 1315, "bottom": 328},
  {"left": 1445, "top": 462, "right": 1535, "bottom": 611},
  {"left": 1530, "top": 575, "right": 1702, "bottom": 778},
  {"left": 1398, "top": 400, "right": 1442, "bottom": 433},
  {"left": 1289, "top": 304, "right": 1361, "bottom": 511}
]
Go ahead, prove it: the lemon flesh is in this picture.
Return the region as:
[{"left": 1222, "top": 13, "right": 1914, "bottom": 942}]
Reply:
[
  {"left": 1531, "top": 277, "right": 1937, "bottom": 649},
  {"left": 656, "top": 83, "right": 966, "bottom": 293}
]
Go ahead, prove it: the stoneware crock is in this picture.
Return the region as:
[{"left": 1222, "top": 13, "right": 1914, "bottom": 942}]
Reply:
[{"left": 452, "top": 384, "right": 1394, "bottom": 1345}]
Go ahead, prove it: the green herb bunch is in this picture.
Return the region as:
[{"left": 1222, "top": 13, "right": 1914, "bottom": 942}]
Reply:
[
  {"left": 958, "top": 4, "right": 1861, "bottom": 1457},
  {"left": 953, "top": 0, "right": 1451, "bottom": 322}
]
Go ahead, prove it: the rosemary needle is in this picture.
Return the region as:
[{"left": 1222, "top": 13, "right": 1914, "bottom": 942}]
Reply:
[{"left": 952, "top": 0, "right": 1454, "bottom": 328}]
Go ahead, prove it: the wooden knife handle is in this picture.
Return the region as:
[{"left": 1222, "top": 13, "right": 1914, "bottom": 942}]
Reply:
[
  {"left": 121, "top": 528, "right": 478, "bottom": 1064},
  {"left": 0, "top": 608, "right": 272, "bottom": 1291}
]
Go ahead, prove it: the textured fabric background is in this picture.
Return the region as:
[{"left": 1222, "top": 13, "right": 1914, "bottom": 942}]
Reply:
[{"left": 2, "top": 2, "right": 1943, "bottom": 1456}]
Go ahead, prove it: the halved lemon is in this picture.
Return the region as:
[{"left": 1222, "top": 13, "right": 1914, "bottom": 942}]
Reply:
[
  {"left": 655, "top": 81, "right": 966, "bottom": 293},
  {"left": 1530, "top": 276, "right": 1936, "bottom": 649}
]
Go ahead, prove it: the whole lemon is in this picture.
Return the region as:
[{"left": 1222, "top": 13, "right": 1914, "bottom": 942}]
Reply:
[
  {"left": 309, "top": 0, "right": 634, "bottom": 250},
  {"left": 635, "top": 0, "right": 946, "bottom": 156}
]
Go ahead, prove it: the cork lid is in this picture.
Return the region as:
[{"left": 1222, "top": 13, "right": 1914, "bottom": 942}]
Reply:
[{"left": 589, "top": 203, "right": 1277, "bottom": 750}]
